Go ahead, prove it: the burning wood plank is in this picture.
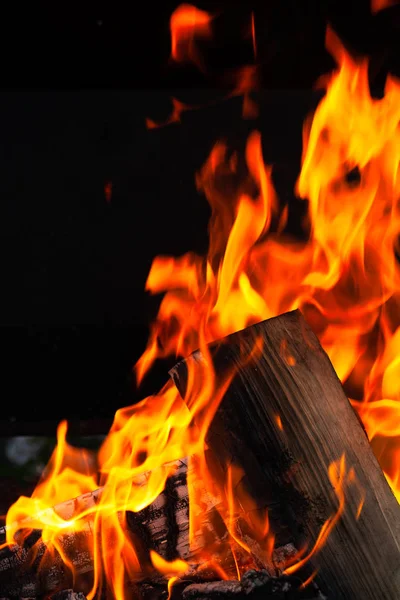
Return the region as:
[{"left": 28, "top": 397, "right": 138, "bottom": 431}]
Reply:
[
  {"left": 0, "top": 459, "right": 224, "bottom": 598},
  {"left": 171, "top": 310, "right": 400, "bottom": 600}
]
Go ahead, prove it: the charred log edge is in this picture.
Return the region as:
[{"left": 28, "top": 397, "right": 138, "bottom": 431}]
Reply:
[
  {"left": 164, "top": 475, "right": 182, "bottom": 560},
  {"left": 50, "top": 590, "right": 88, "bottom": 600},
  {"left": 125, "top": 506, "right": 157, "bottom": 563},
  {"left": 179, "top": 570, "right": 327, "bottom": 599},
  {"left": 45, "top": 561, "right": 328, "bottom": 599}
]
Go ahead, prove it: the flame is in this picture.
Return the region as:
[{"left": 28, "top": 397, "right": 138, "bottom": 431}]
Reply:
[
  {"left": 6, "top": 421, "right": 97, "bottom": 539},
  {"left": 275, "top": 414, "right": 284, "bottom": 431},
  {"left": 4, "top": 421, "right": 98, "bottom": 581},
  {"left": 5, "top": 18, "right": 400, "bottom": 600},
  {"left": 148, "top": 5, "right": 259, "bottom": 129},
  {"left": 284, "top": 455, "right": 361, "bottom": 579},
  {"left": 371, "top": 0, "right": 399, "bottom": 13},
  {"left": 170, "top": 4, "right": 213, "bottom": 68},
  {"left": 250, "top": 12, "right": 257, "bottom": 59},
  {"left": 228, "top": 66, "right": 259, "bottom": 119},
  {"left": 150, "top": 550, "right": 189, "bottom": 577}
]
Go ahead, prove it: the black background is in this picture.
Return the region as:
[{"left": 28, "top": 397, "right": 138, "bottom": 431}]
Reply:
[{"left": 0, "top": 0, "right": 399, "bottom": 434}]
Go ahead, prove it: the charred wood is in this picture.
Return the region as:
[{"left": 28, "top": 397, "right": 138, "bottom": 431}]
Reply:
[
  {"left": 0, "top": 459, "right": 242, "bottom": 598},
  {"left": 171, "top": 310, "right": 400, "bottom": 600},
  {"left": 182, "top": 570, "right": 326, "bottom": 599},
  {"left": 0, "top": 460, "right": 193, "bottom": 598},
  {"left": 50, "top": 590, "right": 88, "bottom": 600}
]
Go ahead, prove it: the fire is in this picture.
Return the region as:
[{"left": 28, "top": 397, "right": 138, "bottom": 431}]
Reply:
[
  {"left": 150, "top": 551, "right": 189, "bottom": 577},
  {"left": 6, "top": 421, "right": 97, "bottom": 538},
  {"left": 371, "top": 0, "right": 399, "bottom": 13},
  {"left": 170, "top": 4, "right": 213, "bottom": 68},
  {"left": 145, "top": 97, "right": 190, "bottom": 129},
  {"left": 4, "top": 12, "right": 400, "bottom": 600},
  {"left": 284, "top": 455, "right": 348, "bottom": 582},
  {"left": 148, "top": 4, "right": 259, "bottom": 129}
]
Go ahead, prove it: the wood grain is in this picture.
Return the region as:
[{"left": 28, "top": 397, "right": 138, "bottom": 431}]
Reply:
[{"left": 171, "top": 310, "right": 400, "bottom": 600}]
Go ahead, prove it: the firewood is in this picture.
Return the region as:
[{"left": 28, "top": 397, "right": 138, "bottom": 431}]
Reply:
[
  {"left": 0, "top": 455, "right": 259, "bottom": 598},
  {"left": 170, "top": 310, "right": 400, "bottom": 600},
  {"left": 0, "top": 459, "right": 201, "bottom": 598},
  {"left": 181, "top": 569, "right": 326, "bottom": 599},
  {"left": 50, "top": 591, "right": 88, "bottom": 600},
  {"left": 182, "top": 580, "right": 241, "bottom": 599}
]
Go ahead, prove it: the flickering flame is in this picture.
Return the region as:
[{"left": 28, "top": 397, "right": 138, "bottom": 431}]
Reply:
[
  {"left": 150, "top": 551, "right": 189, "bottom": 577},
  {"left": 250, "top": 12, "right": 257, "bottom": 59},
  {"left": 4, "top": 15, "right": 400, "bottom": 600},
  {"left": 6, "top": 421, "right": 97, "bottom": 537},
  {"left": 146, "top": 97, "right": 190, "bottom": 129},
  {"left": 371, "top": 0, "right": 399, "bottom": 13},
  {"left": 170, "top": 4, "right": 213, "bottom": 68},
  {"left": 148, "top": 4, "right": 259, "bottom": 129},
  {"left": 284, "top": 455, "right": 357, "bottom": 580}
]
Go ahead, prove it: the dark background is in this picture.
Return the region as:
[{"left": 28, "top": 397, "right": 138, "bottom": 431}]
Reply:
[{"left": 0, "top": 0, "right": 399, "bottom": 435}]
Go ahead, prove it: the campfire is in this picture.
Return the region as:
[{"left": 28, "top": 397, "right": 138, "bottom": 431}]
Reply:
[{"left": 1, "top": 5, "right": 400, "bottom": 600}]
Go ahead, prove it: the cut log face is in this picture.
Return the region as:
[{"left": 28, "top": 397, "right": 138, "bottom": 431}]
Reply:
[{"left": 170, "top": 310, "right": 400, "bottom": 600}]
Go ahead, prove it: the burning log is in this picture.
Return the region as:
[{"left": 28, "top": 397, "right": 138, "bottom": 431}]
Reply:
[
  {"left": 181, "top": 569, "right": 326, "bottom": 600},
  {"left": 171, "top": 310, "right": 400, "bottom": 600},
  {"left": 0, "top": 460, "right": 200, "bottom": 598},
  {"left": 50, "top": 591, "right": 88, "bottom": 600},
  {"left": 0, "top": 458, "right": 251, "bottom": 598}
]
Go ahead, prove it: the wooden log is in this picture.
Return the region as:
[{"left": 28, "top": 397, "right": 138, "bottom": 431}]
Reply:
[
  {"left": 181, "top": 569, "right": 325, "bottom": 600},
  {"left": 170, "top": 310, "right": 400, "bottom": 600},
  {"left": 0, "top": 459, "right": 223, "bottom": 598},
  {"left": 0, "top": 449, "right": 287, "bottom": 596}
]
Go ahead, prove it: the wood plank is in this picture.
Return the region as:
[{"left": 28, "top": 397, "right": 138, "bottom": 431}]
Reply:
[{"left": 171, "top": 310, "right": 400, "bottom": 600}]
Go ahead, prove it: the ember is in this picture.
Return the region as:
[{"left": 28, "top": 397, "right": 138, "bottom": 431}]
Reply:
[{"left": 2, "top": 4, "right": 400, "bottom": 600}]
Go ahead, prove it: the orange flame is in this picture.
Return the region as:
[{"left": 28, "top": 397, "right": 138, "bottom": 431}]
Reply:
[
  {"left": 146, "top": 97, "right": 191, "bottom": 130},
  {"left": 284, "top": 455, "right": 362, "bottom": 579},
  {"left": 170, "top": 4, "right": 213, "bottom": 68},
  {"left": 150, "top": 551, "right": 189, "bottom": 577},
  {"left": 6, "top": 421, "right": 97, "bottom": 540},
  {"left": 148, "top": 5, "right": 259, "bottom": 129},
  {"left": 5, "top": 20, "right": 400, "bottom": 600}
]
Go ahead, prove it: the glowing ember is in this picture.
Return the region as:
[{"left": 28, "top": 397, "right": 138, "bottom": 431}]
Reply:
[{"left": 3, "top": 9, "right": 400, "bottom": 600}]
